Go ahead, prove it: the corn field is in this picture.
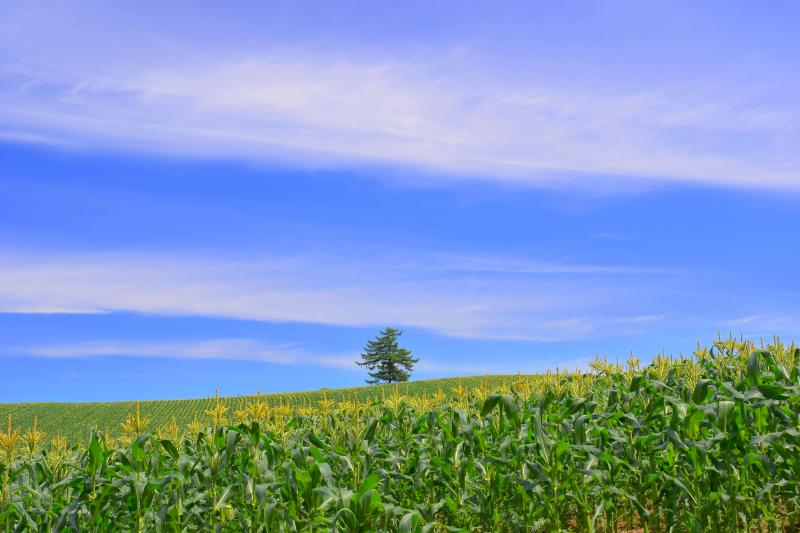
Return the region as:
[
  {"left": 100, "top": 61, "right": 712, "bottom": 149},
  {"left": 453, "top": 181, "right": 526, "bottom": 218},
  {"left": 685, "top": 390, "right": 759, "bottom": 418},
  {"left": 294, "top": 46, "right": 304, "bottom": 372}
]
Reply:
[
  {"left": 0, "top": 375, "right": 533, "bottom": 445},
  {"left": 1, "top": 337, "right": 800, "bottom": 531}
]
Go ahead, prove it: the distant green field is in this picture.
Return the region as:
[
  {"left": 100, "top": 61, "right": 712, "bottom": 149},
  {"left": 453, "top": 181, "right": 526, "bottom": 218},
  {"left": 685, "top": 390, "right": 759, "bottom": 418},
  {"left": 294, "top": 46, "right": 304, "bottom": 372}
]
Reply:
[{"left": 0, "top": 374, "right": 529, "bottom": 443}]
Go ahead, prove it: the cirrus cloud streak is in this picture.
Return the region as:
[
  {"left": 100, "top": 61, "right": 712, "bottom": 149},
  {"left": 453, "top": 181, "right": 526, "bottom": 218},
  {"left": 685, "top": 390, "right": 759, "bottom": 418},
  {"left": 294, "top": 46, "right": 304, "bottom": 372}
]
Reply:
[{"left": 0, "top": 249, "right": 671, "bottom": 341}]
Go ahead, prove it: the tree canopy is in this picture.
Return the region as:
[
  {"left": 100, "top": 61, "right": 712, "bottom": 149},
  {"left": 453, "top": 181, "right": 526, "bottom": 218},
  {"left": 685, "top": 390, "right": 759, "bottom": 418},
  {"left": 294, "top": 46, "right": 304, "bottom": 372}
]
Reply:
[{"left": 356, "top": 327, "right": 418, "bottom": 384}]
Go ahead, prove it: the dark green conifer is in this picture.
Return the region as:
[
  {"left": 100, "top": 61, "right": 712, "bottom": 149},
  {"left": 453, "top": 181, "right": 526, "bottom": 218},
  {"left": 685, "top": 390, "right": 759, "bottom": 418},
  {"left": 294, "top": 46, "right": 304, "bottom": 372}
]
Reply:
[{"left": 356, "top": 327, "right": 418, "bottom": 384}]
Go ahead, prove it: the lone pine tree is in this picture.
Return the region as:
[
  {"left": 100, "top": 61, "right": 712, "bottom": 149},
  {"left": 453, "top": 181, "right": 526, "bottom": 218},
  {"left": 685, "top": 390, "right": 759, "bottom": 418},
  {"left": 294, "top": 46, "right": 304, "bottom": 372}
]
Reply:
[{"left": 357, "top": 327, "right": 419, "bottom": 384}]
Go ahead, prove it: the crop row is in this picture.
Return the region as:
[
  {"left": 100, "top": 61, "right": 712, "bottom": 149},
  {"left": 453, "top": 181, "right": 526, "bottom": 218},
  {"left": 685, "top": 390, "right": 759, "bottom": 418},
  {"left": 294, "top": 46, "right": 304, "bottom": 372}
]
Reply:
[{"left": 0, "top": 375, "right": 554, "bottom": 445}]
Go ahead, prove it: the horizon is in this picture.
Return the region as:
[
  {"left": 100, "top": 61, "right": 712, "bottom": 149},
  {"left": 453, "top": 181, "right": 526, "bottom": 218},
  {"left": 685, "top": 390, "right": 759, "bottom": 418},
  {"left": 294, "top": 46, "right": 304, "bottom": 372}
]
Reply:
[{"left": 1, "top": 2, "right": 799, "bottom": 402}]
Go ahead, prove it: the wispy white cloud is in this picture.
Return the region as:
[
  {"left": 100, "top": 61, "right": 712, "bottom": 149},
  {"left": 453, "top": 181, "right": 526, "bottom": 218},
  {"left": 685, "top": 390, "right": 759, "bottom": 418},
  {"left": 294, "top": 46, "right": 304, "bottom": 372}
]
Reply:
[
  {"left": 17, "top": 337, "right": 585, "bottom": 375},
  {"left": 0, "top": 128, "right": 77, "bottom": 147},
  {"left": 414, "top": 357, "right": 592, "bottom": 376},
  {"left": 719, "top": 314, "right": 800, "bottom": 337},
  {"left": 0, "top": 249, "right": 671, "bottom": 340},
  {"left": 407, "top": 254, "right": 669, "bottom": 275},
  {"left": 0, "top": 51, "right": 798, "bottom": 190},
  {"left": 594, "top": 232, "right": 625, "bottom": 242},
  {"left": 22, "top": 338, "right": 358, "bottom": 369}
]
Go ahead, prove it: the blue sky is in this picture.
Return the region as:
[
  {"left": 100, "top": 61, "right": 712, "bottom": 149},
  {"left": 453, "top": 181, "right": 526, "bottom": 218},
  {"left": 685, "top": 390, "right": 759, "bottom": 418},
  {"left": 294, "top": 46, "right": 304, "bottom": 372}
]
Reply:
[{"left": 1, "top": 2, "right": 799, "bottom": 401}]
